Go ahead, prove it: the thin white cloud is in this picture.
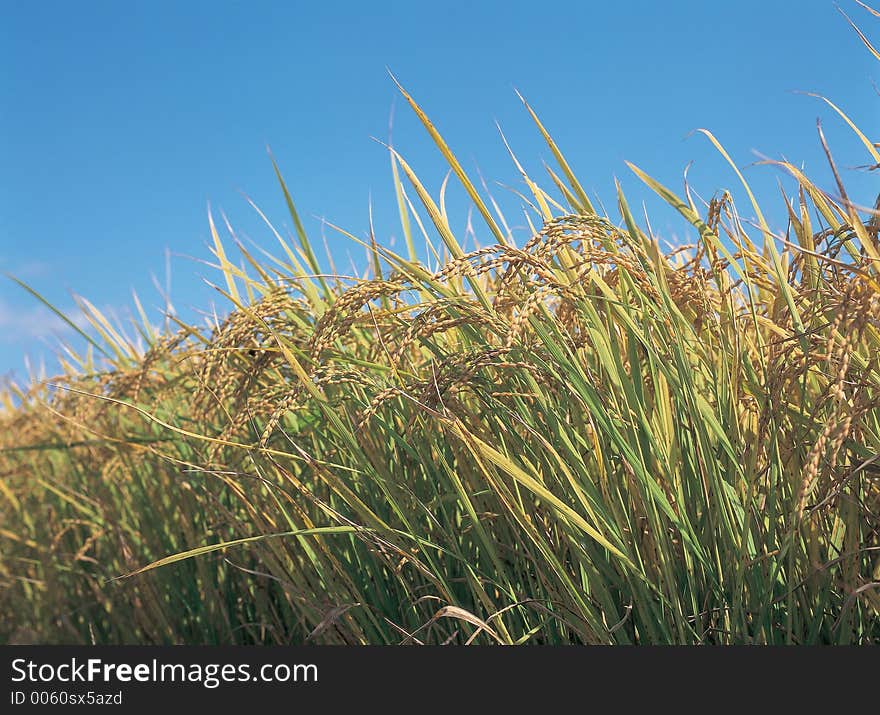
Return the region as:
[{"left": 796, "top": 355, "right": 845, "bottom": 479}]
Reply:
[
  {"left": 0, "top": 257, "right": 54, "bottom": 279},
  {"left": 0, "top": 298, "right": 91, "bottom": 344},
  {"left": 13, "top": 261, "right": 54, "bottom": 279}
]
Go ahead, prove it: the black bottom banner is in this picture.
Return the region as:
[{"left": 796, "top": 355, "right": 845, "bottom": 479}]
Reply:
[{"left": 2, "top": 645, "right": 873, "bottom": 709}]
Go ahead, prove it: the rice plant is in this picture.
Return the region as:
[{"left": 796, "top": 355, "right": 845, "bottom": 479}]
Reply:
[{"left": 1, "top": 3, "right": 878, "bottom": 645}]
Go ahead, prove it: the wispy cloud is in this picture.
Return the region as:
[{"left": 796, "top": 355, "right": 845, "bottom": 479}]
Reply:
[
  {"left": 13, "top": 260, "right": 54, "bottom": 279},
  {"left": 0, "top": 298, "right": 91, "bottom": 344},
  {"left": 0, "top": 257, "right": 55, "bottom": 280}
]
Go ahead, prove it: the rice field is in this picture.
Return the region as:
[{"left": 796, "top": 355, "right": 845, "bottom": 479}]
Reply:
[{"left": 1, "top": 6, "right": 879, "bottom": 645}]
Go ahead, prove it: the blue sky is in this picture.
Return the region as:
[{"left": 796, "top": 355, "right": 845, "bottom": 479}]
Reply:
[{"left": 1, "top": 0, "right": 877, "bottom": 382}]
